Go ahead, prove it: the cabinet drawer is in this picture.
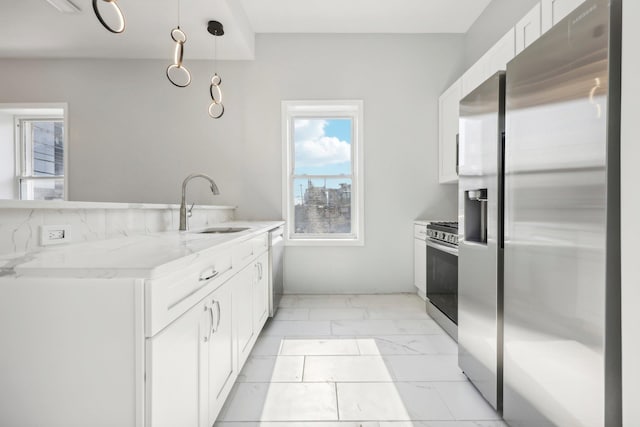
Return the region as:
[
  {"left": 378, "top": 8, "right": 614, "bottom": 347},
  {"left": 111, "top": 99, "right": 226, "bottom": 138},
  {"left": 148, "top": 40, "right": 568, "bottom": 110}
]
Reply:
[
  {"left": 414, "top": 224, "right": 428, "bottom": 239},
  {"left": 145, "top": 249, "right": 233, "bottom": 337},
  {"left": 232, "top": 233, "right": 268, "bottom": 269}
]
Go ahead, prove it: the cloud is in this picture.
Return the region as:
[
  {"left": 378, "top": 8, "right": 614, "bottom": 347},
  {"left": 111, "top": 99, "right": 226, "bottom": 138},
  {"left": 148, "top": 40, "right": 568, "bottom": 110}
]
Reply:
[{"left": 294, "top": 119, "right": 350, "bottom": 168}]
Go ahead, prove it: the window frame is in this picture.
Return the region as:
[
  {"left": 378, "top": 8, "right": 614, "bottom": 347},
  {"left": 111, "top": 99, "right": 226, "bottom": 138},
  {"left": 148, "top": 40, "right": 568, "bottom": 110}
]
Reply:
[
  {"left": 281, "top": 100, "right": 364, "bottom": 246},
  {"left": 14, "top": 111, "right": 67, "bottom": 201}
]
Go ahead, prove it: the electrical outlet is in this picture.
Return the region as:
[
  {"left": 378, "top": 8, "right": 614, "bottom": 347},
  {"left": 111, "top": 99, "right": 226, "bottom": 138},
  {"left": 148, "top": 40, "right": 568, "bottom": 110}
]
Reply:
[{"left": 41, "top": 225, "right": 72, "bottom": 246}]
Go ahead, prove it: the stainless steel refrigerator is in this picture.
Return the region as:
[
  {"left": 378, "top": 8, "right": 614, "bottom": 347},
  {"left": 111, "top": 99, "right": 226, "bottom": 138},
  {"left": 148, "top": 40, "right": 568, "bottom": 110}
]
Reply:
[
  {"left": 458, "top": 71, "right": 505, "bottom": 412},
  {"left": 503, "top": 0, "right": 621, "bottom": 426}
]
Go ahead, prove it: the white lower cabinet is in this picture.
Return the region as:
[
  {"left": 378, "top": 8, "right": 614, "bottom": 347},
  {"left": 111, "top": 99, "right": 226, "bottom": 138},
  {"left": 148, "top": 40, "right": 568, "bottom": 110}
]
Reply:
[
  {"left": 146, "top": 280, "right": 234, "bottom": 427},
  {"left": 253, "top": 252, "right": 270, "bottom": 333},
  {"left": 0, "top": 230, "right": 276, "bottom": 427},
  {"left": 145, "top": 295, "right": 204, "bottom": 427},
  {"left": 234, "top": 264, "right": 256, "bottom": 369},
  {"left": 202, "top": 281, "right": 235, "bottom": 426},
  {"left": 414, "top": 232, "right": 427, "bottom": 299}
]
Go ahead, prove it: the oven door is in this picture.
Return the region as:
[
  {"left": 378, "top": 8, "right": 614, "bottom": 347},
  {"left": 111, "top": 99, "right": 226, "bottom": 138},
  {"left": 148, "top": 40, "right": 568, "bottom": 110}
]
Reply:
[{"left": 426, "top": 239, "right": 458, "bottom": 324}]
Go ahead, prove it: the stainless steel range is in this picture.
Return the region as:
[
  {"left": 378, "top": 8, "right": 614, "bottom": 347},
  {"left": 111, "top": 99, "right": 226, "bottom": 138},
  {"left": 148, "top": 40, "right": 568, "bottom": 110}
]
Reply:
[{"left": 425, "top": 221, "right": 458, "bottom": 341}]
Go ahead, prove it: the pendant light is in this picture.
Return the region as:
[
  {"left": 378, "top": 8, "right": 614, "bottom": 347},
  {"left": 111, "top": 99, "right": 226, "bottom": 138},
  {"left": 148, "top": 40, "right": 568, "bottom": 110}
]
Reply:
[
  {"left": 92, "top": 0, "right": 125, "bottom": 34},
  {"left": 207, "top": 20, "right": 225, "bottom": 119},
  {"left": 166, "top": 0, "right": 191, "bottom": 87}
]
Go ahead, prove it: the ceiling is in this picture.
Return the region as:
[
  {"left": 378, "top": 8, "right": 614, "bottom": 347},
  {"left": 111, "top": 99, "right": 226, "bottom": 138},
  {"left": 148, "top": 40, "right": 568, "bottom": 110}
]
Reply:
[{"left": 0, "top": 0, "right": 492, "bottom": 60}]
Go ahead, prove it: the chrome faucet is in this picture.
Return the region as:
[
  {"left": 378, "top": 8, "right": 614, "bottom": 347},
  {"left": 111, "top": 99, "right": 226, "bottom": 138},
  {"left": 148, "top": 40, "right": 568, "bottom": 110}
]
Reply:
[{"left": 179, "top": 173, "right": 220, "bottom": 231}]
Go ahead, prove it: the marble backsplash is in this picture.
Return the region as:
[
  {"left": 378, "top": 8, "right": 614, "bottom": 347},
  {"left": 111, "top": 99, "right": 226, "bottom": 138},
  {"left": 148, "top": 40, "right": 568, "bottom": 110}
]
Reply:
[{"left": 0, "top": 203, "right": 236, "bottom": 256}]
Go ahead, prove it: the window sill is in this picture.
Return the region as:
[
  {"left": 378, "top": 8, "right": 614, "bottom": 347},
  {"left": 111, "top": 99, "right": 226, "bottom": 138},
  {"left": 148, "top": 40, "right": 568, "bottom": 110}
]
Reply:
[{"left": 285, "top": 237, "right": 364, "bottom": 247}]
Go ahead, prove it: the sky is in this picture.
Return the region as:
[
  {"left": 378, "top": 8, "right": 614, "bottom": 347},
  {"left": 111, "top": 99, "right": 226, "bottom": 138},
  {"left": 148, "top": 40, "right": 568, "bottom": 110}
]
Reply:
[{"left": 293, "top": 118, "right": 352, "bottom": 177}]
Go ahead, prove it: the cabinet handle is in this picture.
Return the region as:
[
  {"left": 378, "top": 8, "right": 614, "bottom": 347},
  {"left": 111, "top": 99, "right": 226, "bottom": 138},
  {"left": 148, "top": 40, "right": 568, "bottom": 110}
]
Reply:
[
  {"left": 204, "top": 305, "right": 213, "bottom": 342},
  {"left": 257, "top": 262, "right": 263, "bottom": 281},
  {"left": 210, "top": 300, "right": 221, "bottom": 334},
  {"left": 199, "top": 268, "right": 219, "bottom": 282}
]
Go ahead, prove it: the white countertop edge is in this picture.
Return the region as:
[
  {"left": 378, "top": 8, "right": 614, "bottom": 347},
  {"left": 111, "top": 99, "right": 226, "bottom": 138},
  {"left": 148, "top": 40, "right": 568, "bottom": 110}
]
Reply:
[
  {"left": 1, "top": 220, "right": 285, "bottom": 280},
  {"left": 0, "top": 200, "right": 237, "bottom": 210}
]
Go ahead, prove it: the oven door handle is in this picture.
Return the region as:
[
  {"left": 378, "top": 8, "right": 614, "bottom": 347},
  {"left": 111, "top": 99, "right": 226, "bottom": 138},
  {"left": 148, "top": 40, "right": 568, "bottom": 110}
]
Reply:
[{"left": 426, "top": 240, "right": 458, "bottom": 256}]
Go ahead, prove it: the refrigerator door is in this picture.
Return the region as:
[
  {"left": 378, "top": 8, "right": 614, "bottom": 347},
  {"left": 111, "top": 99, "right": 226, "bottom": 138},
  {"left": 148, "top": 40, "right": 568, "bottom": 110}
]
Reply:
[
  {"left": 503, "top": 0, "right": 621, "bottom": 426},
  {"left": 458, "top": 71, "right": 505, "bottom": 411}
]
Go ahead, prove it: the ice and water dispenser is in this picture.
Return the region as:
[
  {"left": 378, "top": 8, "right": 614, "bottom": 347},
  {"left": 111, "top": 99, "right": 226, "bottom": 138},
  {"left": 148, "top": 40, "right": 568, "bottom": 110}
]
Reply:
[{"left": 465, "top": 188, "right": 488, "bottom": 244}]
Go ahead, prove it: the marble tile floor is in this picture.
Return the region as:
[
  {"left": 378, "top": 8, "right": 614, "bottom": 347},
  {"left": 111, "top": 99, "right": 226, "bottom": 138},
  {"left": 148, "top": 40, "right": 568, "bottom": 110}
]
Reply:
[{"left": 216, "top": 294, "right": 506, "bottom": 427}]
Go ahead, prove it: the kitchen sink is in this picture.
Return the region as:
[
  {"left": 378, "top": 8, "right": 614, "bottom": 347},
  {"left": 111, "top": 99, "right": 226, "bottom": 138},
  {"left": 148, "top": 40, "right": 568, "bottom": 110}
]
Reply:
[{"left": 194, "top": 227, "right": 250, "bottom": 234}]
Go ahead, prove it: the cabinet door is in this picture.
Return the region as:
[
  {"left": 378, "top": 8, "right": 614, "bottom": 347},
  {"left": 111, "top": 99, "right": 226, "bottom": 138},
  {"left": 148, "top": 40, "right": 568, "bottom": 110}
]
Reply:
[
  {"left": 146, "top": 298, "right": 206, "bottom": 427},
  {"left": 461, "top": 58, "right": 487, "bottom": 98},
  {"left": 204, "top": 282, "right": 235, "bottom": 425},
  {"left": 233, "top": 265, "right": 255, "bottom": 368},
  {"left": 484, "top": 28, "right": 515, "bottom": 74},
  {"left": 541, "top": 0, "right": 586, "bottom": 33},
  {"left": 253, "top": 253, "right": 270, "bottom": 333},
  {"left": 515, "top": 4, "right": 542, "bottom": 55},
  {"left": 414, "top": 238, "right": 427, "bottom": 298},
  {"left": 439, "top": 79, "right": 462, "bottom": 184}
]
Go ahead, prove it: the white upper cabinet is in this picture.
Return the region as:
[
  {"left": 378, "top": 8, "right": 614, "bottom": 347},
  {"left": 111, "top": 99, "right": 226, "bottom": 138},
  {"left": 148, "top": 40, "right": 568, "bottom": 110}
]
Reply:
[
  {"left": 516, "top": 4, "right": 542, "bottom": 55},
  {"left": 484, "top": 28, "right": 516, "bottom": 76},
  {"left": 462, "top": 28, "right": 515, "bottom": 98},
  {"left": 541, "top": 0, "right": 586, "bottom": 33},
  {"left": 437, "top": 0, "right": 584, "bottom": 186},
  {"left": 462, "top": 58, "right": 487, "bottom": 99},
  {"left": 439, "top": 78, "right": 462, "bottom": 184}
]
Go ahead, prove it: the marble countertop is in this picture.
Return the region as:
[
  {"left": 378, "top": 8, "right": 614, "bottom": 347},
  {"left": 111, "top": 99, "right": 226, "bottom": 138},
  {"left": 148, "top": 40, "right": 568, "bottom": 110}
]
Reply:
[
  {"left": 0, "top": 221, "right": 284, "bottom": 280},
  {"left": 0, "top": 200, "right": 236, "bottom": 210}
]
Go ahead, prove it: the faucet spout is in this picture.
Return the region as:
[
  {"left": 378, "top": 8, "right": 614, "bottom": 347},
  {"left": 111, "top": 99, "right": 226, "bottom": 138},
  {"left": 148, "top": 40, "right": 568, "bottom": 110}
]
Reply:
[{"left": 179, "top": 173, "right": 220, "bottom": 231}]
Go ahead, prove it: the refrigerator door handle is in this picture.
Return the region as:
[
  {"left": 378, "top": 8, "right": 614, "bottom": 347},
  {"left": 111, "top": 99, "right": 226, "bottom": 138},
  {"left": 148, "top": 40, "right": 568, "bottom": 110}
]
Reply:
[{"left": 456, "top": 133, "right": 460, "bottom": 175}]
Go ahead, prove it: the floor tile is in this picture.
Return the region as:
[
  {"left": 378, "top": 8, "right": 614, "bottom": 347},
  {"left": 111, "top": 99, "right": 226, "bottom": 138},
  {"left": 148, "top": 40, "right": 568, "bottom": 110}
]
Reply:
[
  {"left": 356, "top": 335, "right": 457, "bottom": 356},
  {"left": 218, "top": 382, "right": 338, "bottom": 421},
  {"left": 304, "top": 355, "right": 394, "bottom": 382},
  {"left": 274, "top": 308, "right": 310, "bottom": 321},
  {"left": 262, "top": 320, "right": 332, "bottom": 337},
  {"left": 349, "top": 294, "right": 426, "bottom": 310},
  {"left": 280, "top": 338, "right": 360, "bottom": 356},
  {"left": 251, "top": 336, "right": 286, "bottom": 356},
  {"left": 294, "top": 295, "right": 353, "bottom": 308},
  {"left": 278, "top": 295, "right": 298, "bottom": 308},
  {"left": 215, "top": 423, "right": 381, "bottom": 427},
  {"left": 309, "top": 308, "right": 368, "bottom": 321},
  {"left": 384, "top": 355, "right": 467, "bottom": 382},
  {"left": 366, "top": 308, "right": 432, "bottom": 320},
  {"left": 337, "top": 382, "right": 454, "bottom": 421},
  {"left": 331, "top": 319, "right": 443, "bottom": 336},
  {"left": 237, "top": 356, "right": 304, "bottom": 382},
  {"left": 432, "top": 382, "right": 501, "bottom": 420},
  {"left": 219, "top": 294, "right": 506, "bottom": 427},
  {"left": 378, "top": 422, "right": 508, "bottom": 427}
]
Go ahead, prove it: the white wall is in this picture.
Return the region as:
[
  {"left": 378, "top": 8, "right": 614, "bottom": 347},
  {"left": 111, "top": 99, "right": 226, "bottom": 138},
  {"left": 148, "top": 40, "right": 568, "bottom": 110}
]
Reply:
[
  {"left": 0, "top": 112, "right": 15, "bottom": 199},
  {"left": 621, "top": 0, "right": 640, "bottom": 423},
  {"left": 0, "top": 34, "right": 463, "bottom": 294},
  {"left": 245, "top": 35, "right": 461, "bottom": 293}
]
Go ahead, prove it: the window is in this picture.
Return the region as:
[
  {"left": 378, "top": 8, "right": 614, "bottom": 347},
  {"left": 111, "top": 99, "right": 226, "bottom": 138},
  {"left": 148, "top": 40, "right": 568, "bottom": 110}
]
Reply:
[
  {"left": 282, "top": 100, "right": 364, "bottom": 245},
  {"left": 16, "top": 116, "right": 65, "bottom": 200}
]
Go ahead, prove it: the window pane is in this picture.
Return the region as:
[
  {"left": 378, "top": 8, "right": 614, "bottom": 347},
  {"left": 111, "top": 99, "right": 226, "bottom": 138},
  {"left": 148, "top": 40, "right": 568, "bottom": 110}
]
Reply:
[
  {"left": 20, "top": 178, "right": 64, "bottom": 201},
  {"left": 25, "top": 120, "right": 64, "bottom": 177},
  {"left": 293, "top": 178, "right": 352, "bottom": 235},
  {"left": 293, "top": 118, "right": 352, "bottom": 176}
]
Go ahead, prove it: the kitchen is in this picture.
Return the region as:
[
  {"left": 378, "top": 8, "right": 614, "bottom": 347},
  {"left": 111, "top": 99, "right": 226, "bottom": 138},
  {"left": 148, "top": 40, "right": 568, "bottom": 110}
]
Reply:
[{"left": 0, "top": 0, "right": 639, "bottom": 426}]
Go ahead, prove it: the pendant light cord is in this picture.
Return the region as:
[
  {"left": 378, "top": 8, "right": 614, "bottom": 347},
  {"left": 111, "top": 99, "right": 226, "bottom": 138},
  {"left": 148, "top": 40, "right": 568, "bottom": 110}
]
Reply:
[
  {"left": 214, "top": 32, "right": 218, "bottom": 73},
  {"left": 178, "top": 0, "right": 181, "bottom": 28}
]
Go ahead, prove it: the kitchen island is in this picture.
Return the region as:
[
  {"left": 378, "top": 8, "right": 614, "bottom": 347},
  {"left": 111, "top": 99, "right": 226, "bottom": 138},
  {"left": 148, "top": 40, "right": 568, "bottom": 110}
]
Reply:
[{"left": 0, "top": 220, "right": 283, "bottom": 427}]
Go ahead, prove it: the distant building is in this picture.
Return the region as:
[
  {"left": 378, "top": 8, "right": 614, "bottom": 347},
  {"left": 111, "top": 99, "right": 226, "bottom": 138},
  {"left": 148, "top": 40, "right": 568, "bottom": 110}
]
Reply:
[{"left": 295, "top": 180, "right": 351, "bottom": 234}]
